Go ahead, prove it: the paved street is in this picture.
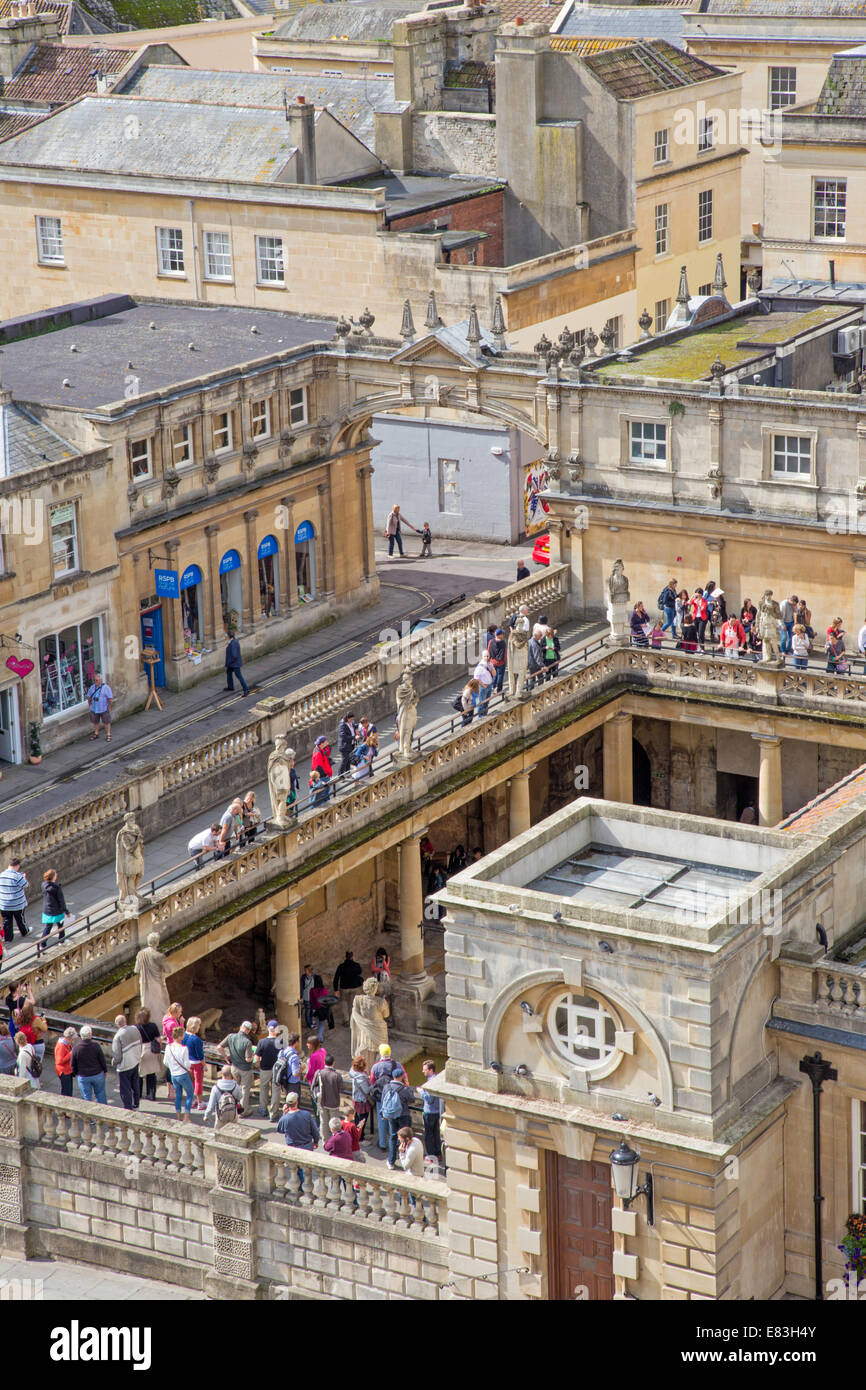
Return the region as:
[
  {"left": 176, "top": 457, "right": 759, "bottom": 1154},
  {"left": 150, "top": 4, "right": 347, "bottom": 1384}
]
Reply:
[
  {"left": 0, "top": 538, "right": 541, "bottom": 833},
  {"left": 0, "top": 1253, "right": 207, "bottom": 1299}
]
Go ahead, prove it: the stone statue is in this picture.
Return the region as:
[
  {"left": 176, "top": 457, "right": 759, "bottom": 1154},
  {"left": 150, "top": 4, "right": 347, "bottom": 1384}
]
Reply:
[
  {"left": 757, "top": 589, "right": 784, "bottom": 666},
  {"left": 608, "top": 559, "right": 630, "bottom": 604},
  {"left": 395, "top": 669, "right": 419, "bottom": 760},
  {"left": 350, "top": 977, "right": 390, "bottom": 1070},
  {"left": 134, "top": 931, "right": 170, "bottom": 1019},
  {"left": 115, "top": 811, "right": 145, "bottom": 910},
  {"left": 267, "top": 734, "right": 294, "bottom": 827},
  {"left": 506, "top": 606, "right": 530, "bottom": 699},
  {"left": 606, "top": 560, "right": 631, "bottom": 646}
]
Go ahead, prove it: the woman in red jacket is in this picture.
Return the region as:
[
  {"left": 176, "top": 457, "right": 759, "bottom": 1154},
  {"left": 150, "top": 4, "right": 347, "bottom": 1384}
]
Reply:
[
  {"left": 311, "top": 736, "right": 333, "bottom": 803},
  {"left": 690, "top": 588, "right": 708, "bottom": 650}
]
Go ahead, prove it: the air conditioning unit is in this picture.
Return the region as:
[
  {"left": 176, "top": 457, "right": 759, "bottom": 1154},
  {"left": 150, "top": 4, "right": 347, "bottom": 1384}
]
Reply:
[{"left": 836, "top": 327, "right": 861, "bottom": 354}]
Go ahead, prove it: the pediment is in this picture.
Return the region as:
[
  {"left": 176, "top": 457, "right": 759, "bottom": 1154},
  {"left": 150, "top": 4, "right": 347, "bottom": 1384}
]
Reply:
[{"left": 391, "top": 334, "right": 482, "bottom": 370}]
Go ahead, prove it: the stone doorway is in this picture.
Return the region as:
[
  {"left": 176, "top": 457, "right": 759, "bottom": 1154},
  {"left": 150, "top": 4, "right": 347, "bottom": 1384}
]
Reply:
[{"left": 545, "top": 1152, "right": 614, "bottom": 1300}]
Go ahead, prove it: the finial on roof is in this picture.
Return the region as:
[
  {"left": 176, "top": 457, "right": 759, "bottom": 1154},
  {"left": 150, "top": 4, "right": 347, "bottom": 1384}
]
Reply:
[
  {"left": 676, "top": 265, "right": 690, "bottom": 307},
  {"left": 359, "top": 306, "right": 375, "bottom": 334},
  {"left": 400, "top": 299, "right": 415, "bottom": 342},
  {"left": 638, "top": 307, "right": 653, "bottom": 338},
  {"left": 425, "top": 291, "right": 440, "bottom": 331},
  {"left": 466, "top": 304, "right": 481, "bottom": 348},
  {"left": 491, "top": 294, "right": 506, "bottom": 350},
  {"left": 713, "top": 252, "right": 727, "bottom": 298},
  {"left": 584, "top": 327, "right": 598, "bottom": 359}
]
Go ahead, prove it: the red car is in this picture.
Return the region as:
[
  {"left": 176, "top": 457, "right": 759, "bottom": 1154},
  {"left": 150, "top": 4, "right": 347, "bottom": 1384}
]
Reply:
[{"left": 532, "top": 534, "right": 550, "bottom": 566}]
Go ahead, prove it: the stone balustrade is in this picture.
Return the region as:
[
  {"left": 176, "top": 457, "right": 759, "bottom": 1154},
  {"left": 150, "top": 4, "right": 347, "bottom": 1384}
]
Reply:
[
  {"left": 776, "top": 954, "right": 866, "bottom": 1037},
  {"left": 0, "top": 1081, "right": 448, "bottom": 1299},
  {"left": 0, "top": 565, "right": 570, "bottom": 891}
]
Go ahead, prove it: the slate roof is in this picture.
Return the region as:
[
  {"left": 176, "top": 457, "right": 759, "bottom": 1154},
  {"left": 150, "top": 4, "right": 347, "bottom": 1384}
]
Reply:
[
  {"left": 0, "top": 301, "right": 336, "bottom": 411},
  {"left": 498, "top": 0, "right": 566, "bottom": 26},
  {"left": 583, "top": 39, "right": 723, "bottom": 98},
  {"left": 700, "top": 0, "right": 866, "bottom": 14},
  {"left": 3, "top": 403, "right": 78, "bottom": 476},
  {"left": 0, "top": 96, "right": 303, "bottom": 181},
  {"left": 556, "top": 3, "right": 686, "bottom": 48},
  {"left": 117, "top": 64, "right": 395, "bottom": 151},
  {"left": 0, "top": 109, "right": 49, "bottom": 140},
  {"left": 814, "top": 50, "right": 866, "bottom": 115},
  {"left": 2, "top": 42, "right": 129, "bottom": 103},
  {"left": 270, "top": 0, "right": 420, "bottom": 44}
]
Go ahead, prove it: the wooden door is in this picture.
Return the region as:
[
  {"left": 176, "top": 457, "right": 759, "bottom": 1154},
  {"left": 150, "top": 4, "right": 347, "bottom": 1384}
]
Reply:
[{"left": 546, "top": 1152, "right": 614, "bottom": 1300}]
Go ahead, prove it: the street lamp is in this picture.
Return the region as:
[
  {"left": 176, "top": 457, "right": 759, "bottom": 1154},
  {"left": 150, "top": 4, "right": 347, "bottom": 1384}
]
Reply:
[{"left": 609, "top": 1140, "right": 654, "bottom": 1225}]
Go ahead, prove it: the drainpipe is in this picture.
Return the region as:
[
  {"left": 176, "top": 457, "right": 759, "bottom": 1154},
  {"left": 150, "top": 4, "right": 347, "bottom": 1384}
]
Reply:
[
  {"left": 188, "top": 199, "right": 200, "bottom": 300},
  {"left": 798, "top": 1051, "right": 837, "bottom": 1301}
]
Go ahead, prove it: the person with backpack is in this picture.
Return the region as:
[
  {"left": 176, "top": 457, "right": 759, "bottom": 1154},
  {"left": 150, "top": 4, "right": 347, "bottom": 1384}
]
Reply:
[
  {"left": 457, "top": 677, "right": 480, "bottom": 726},
  {"left": 658, "top": 579, "right": 677, "bottom": 635},
  {"left": 274, "top": 1031, "right": 302, "bottom": 1099},
  {"left": 16, "top": 1031, "right": 39, "bottom": 1090},
  {"left": 349, "top": 1054, "right": 374, "bottom": 1140},
  {"left": 255, "top": 1019, "right": 283, "bottom": 1120},
  {"left": 370, "top": 1045, "right": 405, "bottom": 1150},
  {"left": 218, "top": 1020, "right": 255, "bottom": 1116},
  {"left": 486, "top": 629, "right": 507, "bottom": 693},
  {"left": 205, "top": 1065, "right": 245, "bottom": 1131},
  {"left": 380, "top": 1072, "right": 415, "bottom": 1169}
]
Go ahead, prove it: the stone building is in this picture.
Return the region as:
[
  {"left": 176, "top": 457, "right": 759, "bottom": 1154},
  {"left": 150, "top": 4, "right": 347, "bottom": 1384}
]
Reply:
[
  {"left": 0, "top": 294, "right": 377, "bottom": 756},
  {"left": 253, "top": 0, "right": 421, "bottom": 78}
]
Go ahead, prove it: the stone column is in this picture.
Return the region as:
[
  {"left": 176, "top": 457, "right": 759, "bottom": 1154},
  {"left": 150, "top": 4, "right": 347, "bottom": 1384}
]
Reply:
[
  {"left": 274, "top": 907, "right": 301, "bottom": 1030},
  {"left": 243, "top": 508, "right": 258, "bottom": 628},
  {"left": 509, "top": 768, "right": 533, "bottom": 838},
  {"left": 852, "top": 555, "right": 866, "bottom": 636},
  {"left": 317, "top": 480, "right": 336, "bottom": 600},
  {"left": 280, "top": 495, "right": 298, "bottom": 616},
  {"left": 357, "top": 463, "right": 375, "bottom": 582},
  {"left": 603, "top": 710, "right": 633, "bottom": 804},
  {"left": 164, "top": 539, "right": 186, "bottom": 665},
  {"left": 398, "top": 832, "right": 426, "bottom": 979},
  {"left": 204, "top": 523, "right": 220, "bottom": 646},
  {"left": 754, "top": 735, "right": 783, "bottom": 827},
  {"left": 547, "top": 518, "right": 563, "bottom": 566}
]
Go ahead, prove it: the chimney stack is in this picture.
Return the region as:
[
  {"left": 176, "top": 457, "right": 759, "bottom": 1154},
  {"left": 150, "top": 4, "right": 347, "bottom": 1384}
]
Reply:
[
  {"left": 287, "top": 95, "right": 317, "bottom": 185},
  {"left": 0, "top": 7, "right": 61, "bottom": 80}
]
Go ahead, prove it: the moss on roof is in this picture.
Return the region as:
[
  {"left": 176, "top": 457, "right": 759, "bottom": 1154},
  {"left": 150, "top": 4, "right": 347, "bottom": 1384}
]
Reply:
[{"left": 601, "top": 304, "right": 848, "bottom": 381}]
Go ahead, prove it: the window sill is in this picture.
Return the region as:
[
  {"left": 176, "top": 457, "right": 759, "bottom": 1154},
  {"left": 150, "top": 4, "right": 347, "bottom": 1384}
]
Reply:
[
  {"left": 256, "top": 281, "right": 286, "bottom": 291},
  {"left": 37, "top": 259, "right": 67, "bottom": 269},
  {"left": 203, "top": 277, "right": 234, "bottom": 285},
  {"left": 41, "top": 701, "right": 87, "bottom": 724},
  {"left": 652, "top": 159, "right": 671, "bottom": 169},
  {"left": 157, "top": 272, "right": 188, "bottom": 281},
  {"left": 622, "top": 460, "right": 671, "bottom": 474},
  {"left": 765, "top": 475, "right": 817, "bottom": 488}
]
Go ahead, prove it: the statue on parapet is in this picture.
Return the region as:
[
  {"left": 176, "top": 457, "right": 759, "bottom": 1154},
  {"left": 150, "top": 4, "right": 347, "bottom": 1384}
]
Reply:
[
  {"left": 757, "top": 589, "right": 784, "bottom": 666},
  {"left": 267, "top": 734, "right": 295, "bottom": 827},
  {"left": 395, "top": 669, "right": 419, "bottom": 760},
  {"left": 115, "top": 811, "right": 146, "bottom": 912},
  {"left": 606, "top": 559, "right": 631, "bottom": 646},
  {"left": 134, "top": 931, "right": 170, "bottom": 1019}
]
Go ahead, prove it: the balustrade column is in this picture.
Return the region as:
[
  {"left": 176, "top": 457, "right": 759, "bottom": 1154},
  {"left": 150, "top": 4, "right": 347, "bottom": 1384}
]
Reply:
[
  {"left": 603, "top": 710, "right": 633, "bottom": 804},
  {"left": 398, "top": 831, "right": 426, "bottom": 980},
  {"left": 274, "top": 906, "right": 301, "bottom": 1030},
  {"left": 754, "top": 734, "right": 783, "bottom": 827}
]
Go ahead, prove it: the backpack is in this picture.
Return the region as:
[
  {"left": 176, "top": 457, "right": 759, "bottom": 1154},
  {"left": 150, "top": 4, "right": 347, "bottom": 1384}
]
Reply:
[
  {"left": 381, "top": 1081, "right": 404, "bottom": 1120},
  {"left": 29, "top": 1052, "right": 42, "bottom": 1080},
  {"left": 452, "top": 694, "right": 464, "bottom": 713},
  {"left": 657, "top": 589, "right": 670, "bottom": 611},
  {"left": 350, "top": 743, "right": 368, "bottom": 767},
  {"left": 217, "top": 1086, "right": 240, "bottom": 1120},
  {"left": 371, "top": 1058, "right": 396, "bottom": 1103},
  {"left": 272, "top": 1053, "right": 288, "bottom": 1089}
]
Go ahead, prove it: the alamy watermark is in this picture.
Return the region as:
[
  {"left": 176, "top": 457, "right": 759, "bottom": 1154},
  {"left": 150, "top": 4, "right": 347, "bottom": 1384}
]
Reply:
[
  {"left": 0, "top": 497, "right": 43, "bottom": 545},
  {"left": 673, "top": 101, "right": 782, "bottom": 153}
]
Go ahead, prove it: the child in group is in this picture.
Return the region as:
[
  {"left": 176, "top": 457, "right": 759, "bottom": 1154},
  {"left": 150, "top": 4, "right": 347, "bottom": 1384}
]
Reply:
[
  {"left": 309, "top": 768, "right": 329, "bottom": 807},
  {"left": 419, "top": 522, "right": 432, "bottom": 558},
  {"left": 650, "top": 620, "right": 664, "bottom": 649}
]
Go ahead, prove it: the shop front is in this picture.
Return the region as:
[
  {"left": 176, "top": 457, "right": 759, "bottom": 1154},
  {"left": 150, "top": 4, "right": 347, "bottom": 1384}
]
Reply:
[
  {"left": 294, "top": 520, "right": 316, "bottom": 602},
  {"left": 220, "top": 548, "right": 243, "bottom": 632},
  {"left": 257, "top": 535, "right": 279, "bottom": 618}
]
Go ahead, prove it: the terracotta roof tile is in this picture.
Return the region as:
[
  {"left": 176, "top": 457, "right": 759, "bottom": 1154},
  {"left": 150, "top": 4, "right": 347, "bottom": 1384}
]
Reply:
[
  {"left": 549, "top": 36, "right": 636, "bottom": 54},
  {"left": 3, "top": 42, "right": 129, "bottom": 103},
  {"left": 583, "top": 39, "right": 724, "bottom": 98},
  {"left": 780, "top": 766, "right": 866, "bottom": 832}
]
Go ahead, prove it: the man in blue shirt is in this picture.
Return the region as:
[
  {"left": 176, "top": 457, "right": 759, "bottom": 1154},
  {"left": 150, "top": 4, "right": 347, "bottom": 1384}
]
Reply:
[
  {"left": 276, "top": 1093, "right": 319, "bottom": 1192},
  {"left": 420, "top": 1059, "right": 445, "bottom": 1164},
  {"left": 0, "top": 858, "right": 29, "bottom": 942},
  {"left": 224, "top": 632, "right": 249, "bottom": 696},
  {"left": 86, "top": 673, "right": 113, "bottom": 742}
]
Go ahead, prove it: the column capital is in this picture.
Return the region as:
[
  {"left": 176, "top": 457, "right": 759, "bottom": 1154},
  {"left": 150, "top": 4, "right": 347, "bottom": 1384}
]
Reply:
[
  {"left": 280, "top": 495, "right": 296, "bottom": 509},
  {"left": 704, "top": 538, "right": 724, "bottom": 552},
  {"left": 608, "top": 709, "right": 632, "bottom": 725},
  {"left": 243, "top": 509, "right": 259, "bottom": 523},
  {"left": 316, "top": 482, "right": 327, "bottom": 496},
  {"left": 204, "top": 524, "right": 220, "bottom": 538},
  {"left": 751, "top": 733, "right": 781, "bottom": 747},
  {"left": 851, "top": 554, "right": 866, "bottom": 568}
]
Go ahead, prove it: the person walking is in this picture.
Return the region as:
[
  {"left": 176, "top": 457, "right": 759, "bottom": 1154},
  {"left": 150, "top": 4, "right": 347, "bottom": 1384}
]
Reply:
[
  {"left": 0, "top": 858, "right": 29, "bottom": 943},
  {"left": 349, "top": 1054, "right": 374, "bottom": 1140},
  {"left": 205, "top": 1065, "right": 245, "bottom": 1131},
  {"left": 218, "top": 1020, "right": 255, "bottom": 1115},
  {"left": 458, "top": 677, "right": 480, "bottom": 726},
  {"left": 71, "top": 1024, "right": 107, "bottom": 1104},
  {"left": 183, "top": 1016, "right": 205, "bottom": 1110},
  {"left": 255, "top": 1020, "right": 282, "bottom": 1120},
  {"left": 112, "top": 1013, "right": 143, "bottom": 1111},
  {"left": 419, "top": 1059, "right": 444, "bottom": 1164},
  {"left": 135, "top": 1007, "right": 161, "bottom": 1102},
  {"left": 53, "top": 1027, "right": 76, "bottom": 1095},
  {"left": 333, "top": 950, "right": 363, "bottom": 1026},
  {"left": 165, "top": 1025, "right": 195, "bottom": 1121},
  {"left": 385, "top": 503, "right": 415, "bottom": 558},
  {"left": 86, "top": 672, "right": 113, "bottom": 742},
  {"left": 188, "top": 823, "right": 222, "bottom": 870},
  {"left": 337, "top": 713, "right": 357, "bottom": 777},
  {"left": 312, "top": 1053, "right": 343, "bottom": 1135},
  {"left": 224, "top": 630, "right": 249, "bottom": 696},
  {"left": 419, "top": 522, "right": 433, "bottom": 558},
  {"left": 658, "top": 579, "right": 678, "bottom": 636},
  {"left": 37, "top": 869, "right": 69, "bottom": 957},
  {"left": 486, "top": 629, "right": 507, "bottom": 694}
]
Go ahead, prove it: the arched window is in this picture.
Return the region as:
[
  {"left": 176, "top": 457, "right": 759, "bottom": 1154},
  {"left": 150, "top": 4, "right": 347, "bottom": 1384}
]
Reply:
[
  {"left": 257, "top": 535, "right": 279, "bottom": 618},
  {"left": 294, "top": 520, "right": 316, "bottom": 601},
  {"left": 180, "top": 564, "right": 203, "bottom": 647},
  {"left": 219, "top": 548, "right": 243, "bottom": 632}
]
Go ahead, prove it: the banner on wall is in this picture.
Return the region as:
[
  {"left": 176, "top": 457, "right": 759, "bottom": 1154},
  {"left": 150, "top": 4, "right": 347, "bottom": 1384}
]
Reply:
[{"left": 524, "top": 461, "right": 551, "bottom": 537}]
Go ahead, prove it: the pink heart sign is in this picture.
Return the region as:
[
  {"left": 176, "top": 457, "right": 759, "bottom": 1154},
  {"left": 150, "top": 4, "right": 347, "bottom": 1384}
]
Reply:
[{"left": 5, "top": 656, "right": 34, "bottom": 679}]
